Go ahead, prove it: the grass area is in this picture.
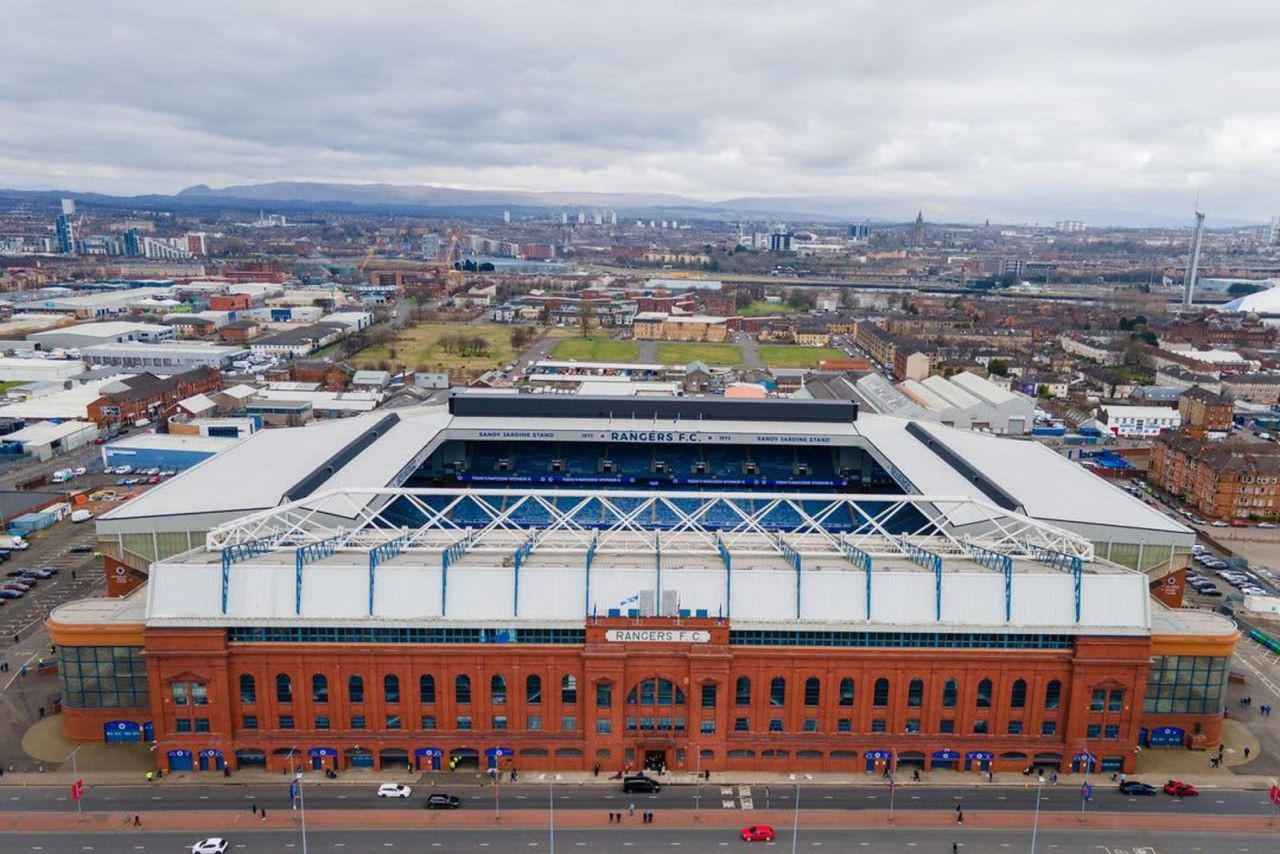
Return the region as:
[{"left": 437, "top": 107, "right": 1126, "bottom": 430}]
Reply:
[
  {"left": 736, "top": 300, "right": 786, "bottom": 317},
  {"left": 0, "top": 380, "right": 30, "bottom": 394},
  {"left": 352, "top": 322, "right": 517, "bottom": 374},
  {"left": 550, "top": 337, "right": 640, "bottom": 362},
  {"left": 655, "top": 342, "right": 744, "bottom": 366},
  {"left": 758, "top": 345, "right": 846, "bottom": 368}
]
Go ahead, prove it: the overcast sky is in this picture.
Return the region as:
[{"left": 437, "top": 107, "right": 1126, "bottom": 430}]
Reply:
[{"left": 2, "top": 1, "right": 1278, "bottom": 224}]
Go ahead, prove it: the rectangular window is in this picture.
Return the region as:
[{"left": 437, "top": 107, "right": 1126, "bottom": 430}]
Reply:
[
  {"left": 905, "top": 718, "right": 920, "bottom": 734},
  {"left": 457, "top": 715, "right": 473, "bottom": 730},
  {"left": 315, "top": 715, "right": 330, "bottom": 730},
  {"left": 1086, "top": 723, "right": 1101, "bottom": 738},
  {"left": 421, "top": 715, "right": 437, "bottom": 730},
  {"left": 1041, "top": 721, "right": 1056, "bottom": 736},
  {"left": 191, "top": 684, "right": 208, "bottom": 706},
  {"left": 193, "top": 718, "right": 209, "bottom": 733},
  {"left": 1090, "top": 689, "right": 1105, "bottom": 712},
  {"left": 171, "top": 682, "right": 188, "bottom": 706},
  {"left": 1107, "top": 690, "right": 1124, "bottom": 713},
  {"left": 596, "top": 684, "right": 612, "bottom": 709},
  {"left": 527, "top": 715, "right": 541, "bottom": 732},
  {"left": 939, "top": 719, "right": 955, "bottom": 734},
  {"left": 768, "top": 718, "right": 783, "bottom": 732},
  {"left": 1007, "top": 720, "right": 1023, "bottom": 735},
  {"left": 972, "top": 719, "right": 988, "bottom": 734},
  {"left": 803, "top": 718, "right": 818, "bottom": 733},
  {"left": 493, "top": 715, "right": 508, "bottom": 731},
  {"left": 734, "top": 717, "right": 749, "bottom": 732},
  {"left": 701, "top": 684, "right": 717, "bottom": 709},
  {"left": 561, "top": 716, "right": 577, "bottom": 731},
  {"left": 386, "top": 715, "right": 402, "bottom": 730},
  {"left": 175, "top": 718, "right": 191, "bottom": 733},
  {"left": 351, "top": 715, "right": 366, "bottom": 730},
  {"left": 279, "top": 715, "right": 294, "bottom": 730},
  {"left": 242, "top": 715, "right": 258, "bottom": 730},
  {"left": 595, "top": 718, "right": 610, "bottom": 734},
  {"left": 1104, "top": 724, "right": 1120, "bottom": 739},
  {"left": 837, "top": 718, "right": 852, "bottom": 733},
  {"left": 871, "top": 718, "right": 886, "bottom": 733},
  {"left": 700, "top": 719, "right": 716, "bottom": 734}
]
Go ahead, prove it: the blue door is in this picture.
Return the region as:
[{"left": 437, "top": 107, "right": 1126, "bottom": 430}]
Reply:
[
  {"left": 198, "top": 751, "right": 224, "bottom": 772},
  {"left": 143, "top": 721, "right": 154, "bottom": 742},
  {"left": 168, "top": 750, "right": 194, "bottom": 772},
  {"left": 104, "top": 720, "right": 141, "bottom": 743}
]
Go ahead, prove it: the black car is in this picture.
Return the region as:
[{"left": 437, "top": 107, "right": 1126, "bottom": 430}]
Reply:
[
  {"left": 1119, "top": 780, "right": 1157, "bottom": 795},
  {"left": 622, "top": 775, "right": 660, "bottom": 794},
  {"left": 21, "top": 569, "right": 53, "bottom": 580},
  {"left": 424, "top": 793, "right": 461, "bottom": 810},
  {"left": 69, "top": 544, "right": 94, "bottom": 554}
]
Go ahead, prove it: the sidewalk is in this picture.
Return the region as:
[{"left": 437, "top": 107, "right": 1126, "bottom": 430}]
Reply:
[{"left": 2, "top": 807, "right": 1279, "bottom": 835}]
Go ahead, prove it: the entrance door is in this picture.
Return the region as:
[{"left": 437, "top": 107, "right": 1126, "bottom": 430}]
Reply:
[
  {"left": 644, "top": 749, "right": 666, "bottom": 773},
  {"left": 312, "top": 755, "right": 325, "bottom": 771}
]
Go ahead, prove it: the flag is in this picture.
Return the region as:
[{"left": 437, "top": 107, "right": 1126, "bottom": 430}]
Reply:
[
  {"left": 288, "top": 779, "right": 299, "bottom": 801},
  {"left": 70, "top": 780, "right": 83, "bottom": 801},
  {"left": 620, "top": 594, "right": 639, "bottom": 606}
]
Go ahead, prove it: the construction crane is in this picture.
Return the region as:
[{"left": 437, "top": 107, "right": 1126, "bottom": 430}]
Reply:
[{"left": 1182, "top": 209, "right": 1206, "bottom": 307}]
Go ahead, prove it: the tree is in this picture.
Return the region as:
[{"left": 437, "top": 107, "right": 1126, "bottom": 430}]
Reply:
[
  {"left": 987, "top": 359, "right": 1009, "bottom": 377},
  {"left": 578, "top": 301, "right": 596, "bottom": 337}
]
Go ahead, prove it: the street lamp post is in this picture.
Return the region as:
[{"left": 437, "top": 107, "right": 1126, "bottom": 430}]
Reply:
[
  {"left": 790, "top": 773, "right": 811, "bottom": 854},
  {"left": 694, "top": 747, "right": 701, "bottom": 819},
  {"left": 293, "top": 772, "right": 309, "bottom": 854},
  {"left": 1029, "top": 777, "right": 1044, "bottom": 854},
  {"left": 65, "top": 746, "right": 82, "bottom": 815},
  {"left": 542, "top": 773, "right": 562, "bottom": 854}
]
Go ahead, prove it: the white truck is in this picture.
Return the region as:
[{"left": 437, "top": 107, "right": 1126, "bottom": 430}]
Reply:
[
  {"left": 50, "top": 469, "right": 74, "bottom": 483},
  {"left": 0, "top": 535, "right": 30, "bottom": 550},
  {"left": 71, "top": 509, "right": 94, "bottom": 523}
]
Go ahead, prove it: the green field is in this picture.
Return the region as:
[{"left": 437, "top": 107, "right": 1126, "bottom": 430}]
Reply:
[
  {"left": 352, "top": 322, "right": 517, "bottom": 374},
  {"left": 550, "top": 337, "right": 640, "bottom": 362},
  {"left": 655, "top": 342, "right": 744, "bottom": 366},
  {"left": 758, "top": 345, "right": 846, "bottom": 368},
  {"left": 737, "top": 300, "right": 787, "bottom": 317}
]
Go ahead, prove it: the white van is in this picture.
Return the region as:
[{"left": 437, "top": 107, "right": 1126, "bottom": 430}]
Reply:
[
  {"left": 71, "top": 509, "right": 95, "bottom": 523},
  {"left": 0, "top": 535, "right": 29, "bottom": 550}
]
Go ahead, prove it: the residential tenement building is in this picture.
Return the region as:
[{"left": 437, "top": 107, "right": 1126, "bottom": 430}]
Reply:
[
  {"left": 1177, "top": 387, "right": 1233, "bottom": 439},
  {"left": 1150, "top": 435, "right": 1280, "bottom": 521}
]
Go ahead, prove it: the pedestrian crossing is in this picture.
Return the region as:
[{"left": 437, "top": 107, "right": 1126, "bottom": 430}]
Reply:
[{"left": 720, "top": 785, "right": 753, "bottom": 809}]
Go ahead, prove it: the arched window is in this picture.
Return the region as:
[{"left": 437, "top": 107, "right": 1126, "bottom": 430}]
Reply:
[
  {"left": 976, "top": 678, "right": 993, "bottom": 708},
  {"left": 1045, "top": 680, "right": 1061, "bottom": 711},
  {"left": 526, "top": 674, "right": 542, "bottom": 704},
  {"left": 770, "top": 677, "right": 786, "bottom": 707},
  {"left": 384, "top": 674, "right": 400, "bottom": 704},
  {"left": 348, "top": 674, "right": 364, "bottom": 704},
  {"left": 804, "top": 677, "right": 821, "bottom": 707},
  {"left": 491, "top": 675, "right": 507, "bottom": 705},
  {"left": 419, "top": 674, "right": 436, "bottom": 704},
  {"left": 907, "top": 678, "right": 924, "bottom": 708},
  {"left": 275, "top": 673, "right": 292, "bottom": 703},
  {"left": 873, "top": 677, "right": 889, "bottom": 707},
  {"left": 311, "top": 673, "right": 328, "bottom": 703},
  {"left": 561, "top": 674, "right": 578, "bottom": 704},
  {"left": 625, "top": 678, "right": 687, "bottom": 706},
  {"left": 838, "top": 677, "right": 854, "bottom": 707},
  {"left": 1010, "top": 679, "right": 1027, "bottom": 709},
  {"left": 239, "top": 674, "right": 256, "bottom": 704},
  {"left": 735, "top": 676, "right": 751, "bottom": 706},
  {"left": 455, "top": 674, "right": 472, "bottom": 704},
  {"left": 942, "top": 679, "right": 958, "bottom": 708}
]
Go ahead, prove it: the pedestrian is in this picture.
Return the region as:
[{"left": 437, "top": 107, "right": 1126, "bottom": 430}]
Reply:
[
  {"left": 1244, "top": 747, "right": 1251, "bottom": 759},
  {"left": 957, "top": 809, "right": 964, "bottom": 825},
  {"left": 953, "top": 844, "right": 959, "bottom": 854},
  {"left": 628, "top": 803, "right": 635, "bottom": 817},
  {"left": 606, "top": 811, "right": 612, "bottom": 823},
  {"left": 12, "top": 633, "right": 18, "bottom": 644},
  {"left": 133, "top": 815, "right": 140, "bottom": 826},
  {"left": 261, "top": 808, "right": 266, "bottom": 821},
  {"left": 955, "top": 803, "right": 961, "bottom": 815},
  {"left": 252, "top": 803, "right": 257, "bottom": 816},
  {"left": 71, "top": 570, "right": 76, "bottom": 581},
  {"left": 145, "top": 771, "right": 153, "bottom": 783},
  {"left": 593, "top": 762, "right": 600, "bottom": 777}
]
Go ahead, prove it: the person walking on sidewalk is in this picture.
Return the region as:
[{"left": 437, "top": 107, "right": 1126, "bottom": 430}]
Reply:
[
  {"left": 133, "top": 815, "right": 140, "bottom": 827},
  {"left": 628, "top": 803, "right": 635, "bottom": 817},
  {"left": 252, "top": 803, "right": 257, "bottom": 816}
]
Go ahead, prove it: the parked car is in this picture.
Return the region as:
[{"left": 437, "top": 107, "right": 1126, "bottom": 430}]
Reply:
[
  {"left": 71, "top": 467, "right": 87, "bottom": 476},
  {"left": 1119, "top": 780, "right": 1157, "bottom": 795},
  {"left": 1230, "top": 520, "right": 1250, "bottom": 528},
  {"left": 0, "top": 589, "right": 23, "bottom": 599},
  {"left": 424, "top": 793, "right": 461, "bottom": 810},
  {"left": 1163, "top": 780, "right": 1198, "bottom": 797},
  {"left": 69, "top": 544, "right": 94, "bottom": 554},
  {"left": 1259, "top": 522, "right": 1276, "bottom": 529},
  {"left": 3, "top": 582, "right": 33, "bottom": 592},
  {"left": 741, "top": 825, "right": 777, "bottom": 842},
  {"left": 191, "top": 840, "right": 229, "bottom": 854},
  {"left": 1211, "top": 521, "right": 1228, "bottom": 527},
  {"left": 377, "top": 783, "right": 413, "bottom": 798},
  {"left": 622, "top": 774, "right": 661, "bottom": 793},
  {"left": 20, "top": 568, "right": 53, "bottom": 579}
]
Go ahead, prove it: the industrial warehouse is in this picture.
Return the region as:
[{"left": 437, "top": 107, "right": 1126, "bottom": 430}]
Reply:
[{"left": 48, "top": 394, "right": 1237, "bottom": 776}]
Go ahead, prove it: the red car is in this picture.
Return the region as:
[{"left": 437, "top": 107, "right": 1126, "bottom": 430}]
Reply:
[
  {"left": 1229, "top": 520, "right": 1249, "bottom": 528},
  {"left": 1163, "top": 780, "right": 1198, "bottom": 797},
  {"left": 741, "top": 825, "right": 776, "bottom": 842}
]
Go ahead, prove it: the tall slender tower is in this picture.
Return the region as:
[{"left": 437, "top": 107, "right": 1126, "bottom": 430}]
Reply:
[
  {"left": 1182, "top": 210, "right": 1205, "bottom": 307},
  {"left": 913, "top": 210, "right": 924, "bottom": 247}
]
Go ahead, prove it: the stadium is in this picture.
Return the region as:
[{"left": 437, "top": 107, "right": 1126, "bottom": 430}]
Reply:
[{"left": 49, "top": 394, "right": 1238, "bottom": 776}]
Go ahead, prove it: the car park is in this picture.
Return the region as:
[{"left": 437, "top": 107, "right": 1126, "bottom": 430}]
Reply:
[
  {"left": 1163, "top": 780, "right": 1198, "bottom": 797},
  {"left": 1119, "top": 780, "right": 1157, "bottom": 795},
  {"left": 741, "top": 825, "right": 777, "bottom": 842},
  {"left": 377, "top": 783, "right": 413, "bottom": 798},
  {"left": 424, "top": 793, "right": 461, "bottom": 809},
  {"left": 191, "top": 840, "right": 229, "bottom": 854},
  {"left": 622, "top": 774, "right": 661, "bottom": 793}
]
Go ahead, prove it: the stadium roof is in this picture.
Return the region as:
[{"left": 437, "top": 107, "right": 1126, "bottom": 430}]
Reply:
[{"left": 98, "top": 397, "right": 1190, "bottom": 548}]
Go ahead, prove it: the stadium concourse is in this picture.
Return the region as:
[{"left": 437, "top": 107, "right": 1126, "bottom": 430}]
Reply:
[{"left": 47, "top": 394, "right": 1236, "bottom": 777}]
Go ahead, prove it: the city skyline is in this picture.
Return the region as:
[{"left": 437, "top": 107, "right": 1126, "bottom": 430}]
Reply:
[{"left": 2, "top": 1, "right": 1279, "bottom": 224}]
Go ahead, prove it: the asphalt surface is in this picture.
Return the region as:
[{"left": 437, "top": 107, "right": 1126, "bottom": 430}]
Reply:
[
  {"left": 13, "top": 781, "right": 1279, "bottom": 816},
  {"left": 2, "top": 827, "right": 1277, "bottom": 853}
]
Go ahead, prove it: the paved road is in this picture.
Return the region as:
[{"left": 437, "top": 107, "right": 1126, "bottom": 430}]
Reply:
[
  {"left": 14, "top": 781, "right": 1279, "bottom": 817},
  {"left": 1, "top": 827, "right": 1276, "bottom": 853}
]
